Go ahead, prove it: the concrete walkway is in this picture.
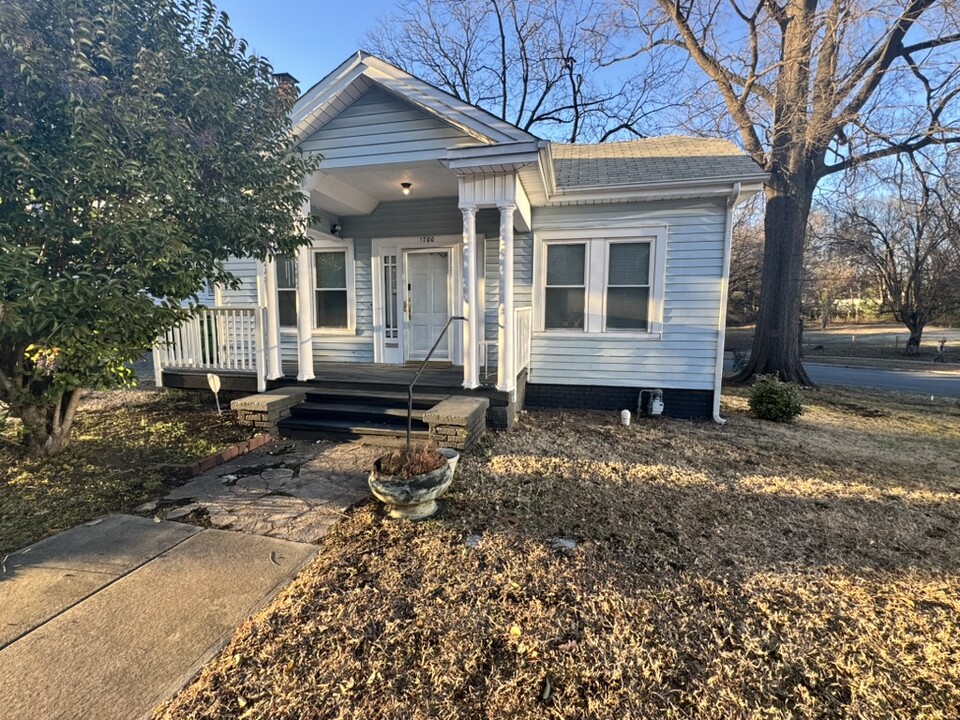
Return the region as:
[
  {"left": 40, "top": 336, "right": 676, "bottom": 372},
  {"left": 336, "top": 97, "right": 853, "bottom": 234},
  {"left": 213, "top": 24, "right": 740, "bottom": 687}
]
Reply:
[{"left": 0, "top": 514, "right": 317, "bottom": 720}]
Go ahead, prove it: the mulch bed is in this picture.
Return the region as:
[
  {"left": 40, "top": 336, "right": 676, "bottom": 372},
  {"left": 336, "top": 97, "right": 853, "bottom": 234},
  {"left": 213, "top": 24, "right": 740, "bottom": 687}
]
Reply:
[{"left": 154, "top": 387, "right": 960, "bottom": 719}]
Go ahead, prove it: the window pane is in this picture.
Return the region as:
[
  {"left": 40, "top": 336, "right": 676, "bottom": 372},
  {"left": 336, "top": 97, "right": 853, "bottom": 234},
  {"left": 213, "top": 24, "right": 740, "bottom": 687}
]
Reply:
[
  {"left": 608, "top": 243, "right": 650, "bottom": 286},
  {"left": 316, "top": 252, "right": 346, "bottom": 289},
  {"left": 545, "top": 287, "right": 585, "bottom": 329},
  {"left": 546, "top": 244, "right": 585, "bottom": 286},
  {"left": 316, "top": 290, "right": 348, "bottom": 327},
  {"left": 276, "top": 255, "right": 297, "bottom": 289},
  {"left": 278, "top": 289, "right": 297, "bottom": 327},
  {"left": 607, "top": 287, "right": 649, "bottom": 329}
]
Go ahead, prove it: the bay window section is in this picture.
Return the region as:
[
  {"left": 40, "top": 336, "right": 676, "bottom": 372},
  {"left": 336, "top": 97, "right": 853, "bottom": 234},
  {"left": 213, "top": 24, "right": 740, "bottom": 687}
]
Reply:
[
  {"left": 276, "top": 255, "right": 297, "bottom": 328},
  {"left": 544, "top": 243, "right": 586, "bottom": 330},
  {"left": 314, "top": 250, "right": 348, "bottom": 329},
  {"left": 606, "top": 242, "right": 650, "bottom": 330}
]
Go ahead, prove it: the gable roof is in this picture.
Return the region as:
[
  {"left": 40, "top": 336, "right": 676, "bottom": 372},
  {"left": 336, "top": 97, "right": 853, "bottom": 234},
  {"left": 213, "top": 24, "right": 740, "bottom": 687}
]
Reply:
[
  {"left": 549, "top": 136, "right": 768, "bottom": 192},
  {"left": 291, "top": 52, "right": 538, "bottom": 147}
]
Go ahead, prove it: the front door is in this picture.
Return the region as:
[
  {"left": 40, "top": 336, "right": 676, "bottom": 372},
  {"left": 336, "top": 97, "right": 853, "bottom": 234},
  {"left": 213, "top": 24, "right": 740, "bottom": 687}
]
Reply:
[{"left": 404, "top": 250, "right": 451, "bottom": 361}]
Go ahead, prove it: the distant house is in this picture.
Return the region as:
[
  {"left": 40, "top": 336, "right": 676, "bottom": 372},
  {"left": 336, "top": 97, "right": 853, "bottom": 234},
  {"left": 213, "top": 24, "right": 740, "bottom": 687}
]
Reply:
[{"left": 155, "top": 52, "right": 767, "bottom": 436}]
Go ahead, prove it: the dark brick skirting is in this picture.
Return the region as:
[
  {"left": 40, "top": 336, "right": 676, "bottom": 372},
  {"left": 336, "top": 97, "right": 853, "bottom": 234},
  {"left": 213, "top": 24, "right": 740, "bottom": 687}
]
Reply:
[{"left": 525, "top": 384, "right": 714, "bottom": 420}]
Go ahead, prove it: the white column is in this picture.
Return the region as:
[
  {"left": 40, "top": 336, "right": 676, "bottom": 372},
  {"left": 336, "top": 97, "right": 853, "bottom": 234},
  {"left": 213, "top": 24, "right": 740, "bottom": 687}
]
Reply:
[
  {"left": 296, "top": 197, "right": 315, "bottom": 382},
  {"left": 460, "top": 205, "right": 480, "bottom": 389},
  {"left": 261, "top": 259, "right": 283, "bottom": 379},
  {"left": 497, "top": 203, "right": 516, "bottom": 394}
]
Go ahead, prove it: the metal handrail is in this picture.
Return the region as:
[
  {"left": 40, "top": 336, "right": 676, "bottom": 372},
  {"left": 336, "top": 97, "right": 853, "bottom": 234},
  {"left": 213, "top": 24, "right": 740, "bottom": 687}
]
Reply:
[{"left": 407, "top": 315, "right": 466, "bottom": 451}]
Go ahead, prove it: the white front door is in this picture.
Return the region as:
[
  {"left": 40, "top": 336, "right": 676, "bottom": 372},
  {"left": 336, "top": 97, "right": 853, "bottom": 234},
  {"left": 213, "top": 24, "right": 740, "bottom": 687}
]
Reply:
[{"left": 404, "top": 250, "right": 451, "bottom": 361}]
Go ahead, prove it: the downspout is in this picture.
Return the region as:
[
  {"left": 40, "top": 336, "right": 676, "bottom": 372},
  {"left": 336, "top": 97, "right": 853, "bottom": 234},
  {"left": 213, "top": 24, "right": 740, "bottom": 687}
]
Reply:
[{"left": 713, "top": 181, "right": 743, "bottom": 425}]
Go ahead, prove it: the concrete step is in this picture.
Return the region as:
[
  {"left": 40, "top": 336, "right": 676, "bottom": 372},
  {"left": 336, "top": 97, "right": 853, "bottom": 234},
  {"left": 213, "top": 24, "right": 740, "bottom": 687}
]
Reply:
[
  {"left": 303, "top": 387, "right": 451, "bottom": 409},
  {"left": 277, "top": 417, "right": 431, "bottom": 446},
  {"left": 289, "top": 401, "right": 427, "bottom": 423}
]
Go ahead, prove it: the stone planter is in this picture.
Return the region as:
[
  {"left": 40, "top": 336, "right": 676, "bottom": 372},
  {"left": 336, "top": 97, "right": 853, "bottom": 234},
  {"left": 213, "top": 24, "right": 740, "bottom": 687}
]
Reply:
[{"left": 368, "top": 448, "right": 460, "bottom": 521}]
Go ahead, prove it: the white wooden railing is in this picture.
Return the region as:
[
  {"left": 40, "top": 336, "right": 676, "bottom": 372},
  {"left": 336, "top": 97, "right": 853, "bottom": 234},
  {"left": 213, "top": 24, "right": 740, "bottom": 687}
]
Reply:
[
  {"left": 514, "top": 306, "right": 532, "bottom": 374},
  {"left": 153, "top": 307, "right": 266, "bottom": 392}
]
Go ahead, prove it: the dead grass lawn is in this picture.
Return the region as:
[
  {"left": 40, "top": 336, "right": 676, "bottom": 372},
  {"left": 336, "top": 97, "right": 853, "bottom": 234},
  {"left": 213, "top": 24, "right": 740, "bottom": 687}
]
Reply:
[
  {"left": 0, "top": 390, "right": 248, "bottom": 554},
  {"left": 155, "top": 387, "right": 960, "bottom": 720}
]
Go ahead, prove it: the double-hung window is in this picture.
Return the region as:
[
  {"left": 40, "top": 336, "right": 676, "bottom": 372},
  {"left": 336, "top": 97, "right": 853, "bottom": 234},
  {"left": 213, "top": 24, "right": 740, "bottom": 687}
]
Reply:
[
  {"left": 605, "top": 242, "right": 650, "bottom": 330},
  {"left": 276, "top": 255, "right": 298, "bottom": 328},
  {"left": 539, "top": 229, "right": 662, "bottom": 335},
  {"left": 314, "top": 250, "right": 349, "bottom": 329},
  {"left": 544, "top": 243, "right": 587, "bottom": 330}
]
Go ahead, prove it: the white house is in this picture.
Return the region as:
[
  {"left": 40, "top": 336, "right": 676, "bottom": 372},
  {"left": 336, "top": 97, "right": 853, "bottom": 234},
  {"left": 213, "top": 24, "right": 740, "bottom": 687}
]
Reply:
[{"left": 155, "top": 52, "right": 767, "bottom": 438}]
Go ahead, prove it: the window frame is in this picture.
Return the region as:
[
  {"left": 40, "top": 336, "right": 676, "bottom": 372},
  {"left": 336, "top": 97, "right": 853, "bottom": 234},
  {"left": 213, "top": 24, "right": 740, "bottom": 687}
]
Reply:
[
  {"left": 311, "top": 246, "right": 355, "bottom": 333},
  {"left": 542, "top": 240, "right": 589, "bottom": 332},
  {"left": 535, "top": 226, "right": 666, "bottom": 338},
  {"left": 275, "top": 254, "right": 299, "bottom": 330}
]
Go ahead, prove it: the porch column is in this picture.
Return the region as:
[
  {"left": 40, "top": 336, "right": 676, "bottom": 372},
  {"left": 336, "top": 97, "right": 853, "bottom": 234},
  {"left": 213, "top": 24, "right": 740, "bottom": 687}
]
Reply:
[
  {"left": 261, "top": 258, "right": 282, "bottom": 379},
  {"left": 497, "top": 203, "right": 516, "bottom": 394},
  {"left": 296, "top": 198, "right": 315, "bottom": 382},
  {"left": 460, "top": 205, "right": 480, "bottom": 389}
]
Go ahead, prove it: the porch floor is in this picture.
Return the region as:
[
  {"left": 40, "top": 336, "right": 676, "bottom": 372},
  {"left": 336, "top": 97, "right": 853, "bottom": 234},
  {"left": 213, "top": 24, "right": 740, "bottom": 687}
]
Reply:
[
  {"left": 271, "top": 363, "right": 506, "bottom": 404},
  {"left": 162, "top": 362, "right": 507, "bottom": 404}
]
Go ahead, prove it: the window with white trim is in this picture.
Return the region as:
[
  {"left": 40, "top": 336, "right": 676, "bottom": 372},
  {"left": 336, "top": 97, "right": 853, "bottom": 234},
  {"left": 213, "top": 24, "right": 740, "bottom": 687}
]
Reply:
[
  {"left": 539, "top": 231, "right": 661, "bottom": 335},
  {"left": 605, "top": 242, "right": 650, "bottom": 330},
  {"left": 314, "top": 250, "right": 349, "bottom": 329},
  {"left": 544, "top": 243, "right": 586, "bottom": 330},
  {"left": 276, "top": 255, "right": 297, "bottom": 328}
]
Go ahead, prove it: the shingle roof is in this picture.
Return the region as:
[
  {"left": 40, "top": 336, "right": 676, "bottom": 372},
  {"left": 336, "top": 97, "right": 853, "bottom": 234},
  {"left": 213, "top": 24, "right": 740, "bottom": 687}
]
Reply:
[{"left": 550, "top": 136, "right": 767, "bottom": 191}]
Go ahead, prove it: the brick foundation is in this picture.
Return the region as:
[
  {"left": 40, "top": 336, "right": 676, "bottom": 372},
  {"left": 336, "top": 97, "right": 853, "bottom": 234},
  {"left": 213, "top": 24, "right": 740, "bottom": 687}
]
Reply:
[{"left": 525, "top": 384, "right": 714, "bottom": 420}]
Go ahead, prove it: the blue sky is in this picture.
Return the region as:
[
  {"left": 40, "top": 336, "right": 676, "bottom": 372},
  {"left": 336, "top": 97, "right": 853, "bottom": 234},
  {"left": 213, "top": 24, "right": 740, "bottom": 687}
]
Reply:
[{"left": 214, "top": 0, "right": 396, "bottom": 87}]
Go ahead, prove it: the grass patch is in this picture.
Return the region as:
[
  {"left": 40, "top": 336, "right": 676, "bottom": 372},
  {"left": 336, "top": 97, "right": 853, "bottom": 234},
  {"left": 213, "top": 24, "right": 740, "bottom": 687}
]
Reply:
[
  {"left": 727, "top": 323, "right": 960, "bottom": 368},
  {"left": 154, "top": 387, "right": 960, "bottom": 720},
  {"left": 0, "top": 389, "right": 249, "bottom": 554}
]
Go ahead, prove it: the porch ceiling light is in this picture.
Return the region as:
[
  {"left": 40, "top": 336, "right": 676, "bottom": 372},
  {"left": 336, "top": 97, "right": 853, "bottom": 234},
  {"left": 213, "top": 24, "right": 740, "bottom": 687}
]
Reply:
[{"left": 401, "top": 182, "right": 412, "bottom": 195}]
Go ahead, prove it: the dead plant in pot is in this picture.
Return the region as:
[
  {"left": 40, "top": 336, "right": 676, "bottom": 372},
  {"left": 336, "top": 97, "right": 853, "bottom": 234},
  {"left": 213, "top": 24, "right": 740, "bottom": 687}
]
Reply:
[{"left": 368, "top": 442, "right": 459, "bottom": 520}]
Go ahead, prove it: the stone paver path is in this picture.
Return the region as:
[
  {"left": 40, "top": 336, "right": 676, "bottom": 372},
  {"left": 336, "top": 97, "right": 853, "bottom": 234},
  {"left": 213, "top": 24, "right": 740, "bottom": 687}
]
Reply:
[{"left": 144, "top": 440, "right": 382, "bottom": 542}]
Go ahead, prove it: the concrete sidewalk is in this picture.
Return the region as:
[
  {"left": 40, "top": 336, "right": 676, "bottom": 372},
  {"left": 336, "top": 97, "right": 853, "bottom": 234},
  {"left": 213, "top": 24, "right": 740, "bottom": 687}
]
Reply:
[{"left": 0, "top": 514, "right": 317, "bottom": 720}]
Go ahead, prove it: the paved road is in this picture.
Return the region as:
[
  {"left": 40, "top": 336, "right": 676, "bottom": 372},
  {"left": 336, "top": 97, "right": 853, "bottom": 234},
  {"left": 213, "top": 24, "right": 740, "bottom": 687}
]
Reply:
[
  {"left": 804, "top": 362, "right": 960, "bottom": 398},
  {"left": 724, "top": 356, "right": 960, "bottom": 398}
]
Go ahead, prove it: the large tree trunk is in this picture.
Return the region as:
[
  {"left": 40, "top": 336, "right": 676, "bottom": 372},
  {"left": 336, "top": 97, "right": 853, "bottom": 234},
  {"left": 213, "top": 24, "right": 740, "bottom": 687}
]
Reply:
[
  {"left": 904, "top": 321, "right": 925, "bottom": 354},
  {"left": 17, "top": 389, "right": 83, "bottom": 456},
  {"left": 734, "top": 171, "right": 814, "bottom": 385}
]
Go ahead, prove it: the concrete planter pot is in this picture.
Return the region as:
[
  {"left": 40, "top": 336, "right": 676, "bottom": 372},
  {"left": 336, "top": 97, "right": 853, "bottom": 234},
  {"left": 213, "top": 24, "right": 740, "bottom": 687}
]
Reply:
[{"left": 368, "top": 448, "right": 460, "bottom": 521}]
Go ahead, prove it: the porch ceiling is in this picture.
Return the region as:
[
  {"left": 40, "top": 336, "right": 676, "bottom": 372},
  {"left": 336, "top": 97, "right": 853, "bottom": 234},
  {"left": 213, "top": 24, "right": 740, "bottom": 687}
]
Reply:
[{"left": 307, "top": 161, "right": 459, "bottom": 217}]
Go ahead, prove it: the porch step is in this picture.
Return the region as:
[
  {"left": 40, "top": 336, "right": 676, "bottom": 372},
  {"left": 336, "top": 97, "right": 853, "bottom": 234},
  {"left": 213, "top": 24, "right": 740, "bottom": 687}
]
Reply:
[
  {"left": 276, "top": 418, "right": 430, "bottom": 446},
  {"left": 289, "top": 402, "right": 427, "bottom": 423},
  {"left": 302, "top": 388, "right": 451, "bottom": 409}
]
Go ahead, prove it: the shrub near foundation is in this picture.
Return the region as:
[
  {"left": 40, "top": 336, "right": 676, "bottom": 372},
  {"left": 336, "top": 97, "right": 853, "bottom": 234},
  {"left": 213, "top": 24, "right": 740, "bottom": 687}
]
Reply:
[{"left": 749, "top": 374, "right": 805, "bottom": 421}]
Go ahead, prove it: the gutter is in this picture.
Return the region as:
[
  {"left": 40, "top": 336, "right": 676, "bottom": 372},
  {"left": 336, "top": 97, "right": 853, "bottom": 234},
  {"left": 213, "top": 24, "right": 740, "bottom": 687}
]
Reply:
[{"left": 713, "top": 181, "right": 744, "bottom": 425}]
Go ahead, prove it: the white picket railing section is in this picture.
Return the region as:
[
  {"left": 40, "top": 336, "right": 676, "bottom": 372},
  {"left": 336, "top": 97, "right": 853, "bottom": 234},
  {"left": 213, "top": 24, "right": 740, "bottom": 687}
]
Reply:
[
  {"left": 514, "top": 306, "right": 532, "bottom": 373},
  {"left": 154, "top": 307, "right": 266, "bottom": 392}
]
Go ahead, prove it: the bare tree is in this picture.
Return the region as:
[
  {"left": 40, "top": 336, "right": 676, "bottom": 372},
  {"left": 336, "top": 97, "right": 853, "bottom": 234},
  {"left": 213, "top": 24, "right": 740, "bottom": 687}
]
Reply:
[
  {"left": 827, "top": 155, "right": 960, "bottom": 350},
  {"left": 364, "top": 0, "right": 678, "bottom": 142},
  {"left": 622, "top": 0, "right": 960, "bottom": 382}
]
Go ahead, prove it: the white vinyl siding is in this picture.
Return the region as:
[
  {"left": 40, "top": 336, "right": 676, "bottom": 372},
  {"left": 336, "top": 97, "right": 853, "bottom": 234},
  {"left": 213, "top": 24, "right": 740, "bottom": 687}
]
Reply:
[
  {"left": 298, "top": 87, "right": 478, "bottom": 168},
  {"left": 530, "top": 199, "right": 727, "bottom": 390},
  {"left": 217, "top": 257, "right": 259, "bottom": 306}
]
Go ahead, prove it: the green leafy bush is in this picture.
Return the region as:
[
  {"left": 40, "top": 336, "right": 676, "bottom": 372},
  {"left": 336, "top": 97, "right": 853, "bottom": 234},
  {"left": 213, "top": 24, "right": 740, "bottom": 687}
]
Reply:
[{"left": 749, "top": 375, "right": 804, "bottom": 422}]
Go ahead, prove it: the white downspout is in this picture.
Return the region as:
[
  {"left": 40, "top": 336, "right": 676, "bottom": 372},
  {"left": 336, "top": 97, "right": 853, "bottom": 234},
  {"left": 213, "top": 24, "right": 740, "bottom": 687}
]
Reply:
[{"left": 713, "top": 181, "right": 743, "bottom": 425}]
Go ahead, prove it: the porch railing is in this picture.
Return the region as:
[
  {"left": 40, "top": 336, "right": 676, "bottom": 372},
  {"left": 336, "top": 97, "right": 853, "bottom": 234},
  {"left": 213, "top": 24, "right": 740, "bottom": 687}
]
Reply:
[
  {"left": 514, "top": 306, "right": 532, "bottom": 374},
  {"left": 153, "top": 306, "right": 266, "bottom": 392}
]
